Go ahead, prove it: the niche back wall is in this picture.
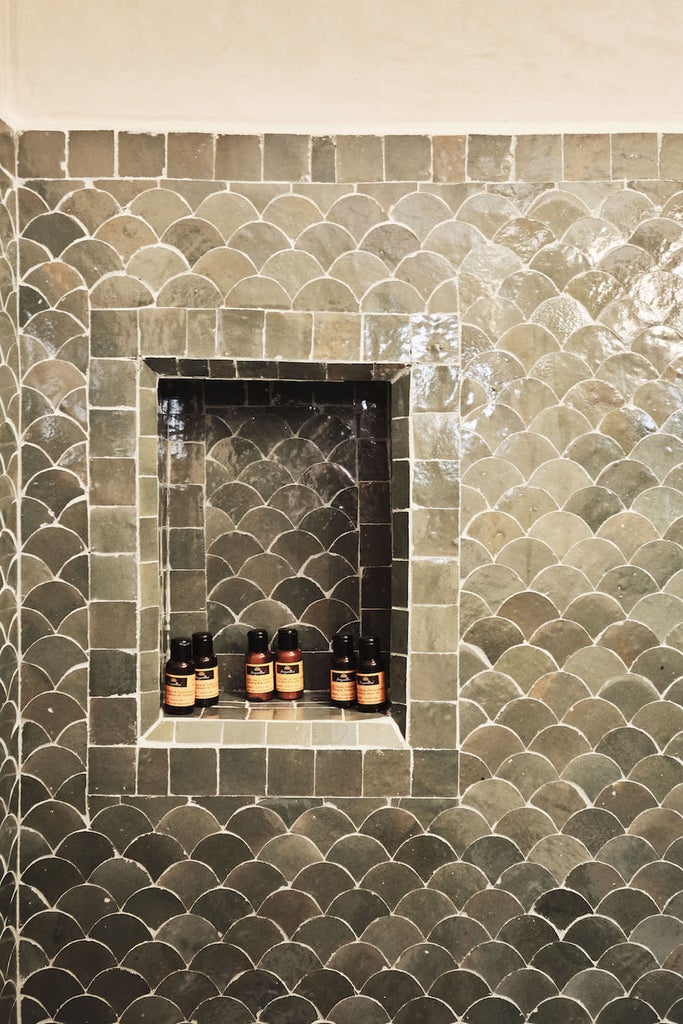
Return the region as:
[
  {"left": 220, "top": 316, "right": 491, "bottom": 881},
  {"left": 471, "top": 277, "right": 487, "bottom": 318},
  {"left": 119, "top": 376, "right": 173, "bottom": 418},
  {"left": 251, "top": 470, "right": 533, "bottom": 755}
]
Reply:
[{"left": 12, "top": 130, "right": 683, "bottom": 1024}]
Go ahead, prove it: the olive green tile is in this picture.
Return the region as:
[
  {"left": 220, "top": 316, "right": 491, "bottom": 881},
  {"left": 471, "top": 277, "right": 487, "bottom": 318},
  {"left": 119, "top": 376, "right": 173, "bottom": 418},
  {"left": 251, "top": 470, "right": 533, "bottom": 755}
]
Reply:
[
  {"left": 90, "top": 600, "right": 136, "bottom": 648},
  {"left": 267, "top": 748, "right": 315, "bottom": 795},
  {"left": 68, "top": 131, "right": 115, "bottom": 177},
  {"left": 410, "top": 653, "right": 457, "bottom": 701},
  {"left": 363, "top": 314, "right": 411, "bottom": 361},
  {"left": 89, "top": 746, "right": 136, "bottom": 794},
  {"left": 90, "top": 553, "right": 137, "bottom": 601},
  {"left": 660, "top": 135, "right": 683, "bottom": 177},
  {"left": 90, "top": 696, "right": 137, "bottom": 745},
  {"left": 90, "top": 309, "right": 138, "bottom": 358},
  {"left": 170, "top": 747, "right": 217, "bottom": 794},
  {"left": 412, "top": 460, "right": 459, "bottom": 509},
  {"left": 118, "top": 132, "right": 165, "bottom": 176},
  {"left": 515, "top": 134, "right": 562, "bottom": 181},
  {"left": 90, "top": 649, "right": 137, "bottom": 696},
  {"left": 90, "top": 506, "right": 137, "bottom": 553},
  {"left": 315, "top": 749, "right": 362, "bottom": 796},
  {"left": 89, "top": 358, "right": 136, "bottom": 408},
  {"left": 218, "top": 747, "right": 266, "bottom": 795},
  {"left": 411, "top": 508, "right": 458, "bottom": 558},
  {"left": 89, "top": 409, "right": 136, "bottom": 457},
  {"left": 433, "top": 136, "right": 466, "bottom": 182},
  {"left": 313, "top": 313, "right": 361, "bottom": 361},
  {"left": 411, "top": 364, "right": 458, "bottom": 413},
  {"left": 409, "top": 701, "right": 457, "bottom": 749},
  {"left": 384, "top": 135, "right": 431, "bottom": 181},
  {"left": 363, "top": 749, "right": 410, "bottom": 796},
  {"left": 563, "top": 134, "right": 611, "bottom": 180},
  {"left": 412, "top": 749, "right": 458, "bottom": 795},
  {"left": 217, "top": 310, "right": 264, "bottom": 358},
  {"left": 137, "top": 747, "right": 169, "bottom": 794},
  {"left": 167, "top": 132, "right": 214, "bottom": 179},
  {"left": 410, "top": 314, "right": 459, "bottom": 363},
  {"left": 264, "top": 134, "right": 310, "bottom": 181},
  {"left": 467, "top": 135, "right": 512, "bottom": 181},
  {"left": 612, "top": 133, "right": 658, "bottom": 178},
  {"left": 18, "top": 131, "right": 65, "bottom": 177},
  {"left": 187, "top": 309, "right": 217, "bottom": 357},
  {"left": 311, "top": 135, "right": 336, "bottom": 182},
  {"left": 336, "top": 136, "right": 383, "bottom": 182},
  {"left": 139, "top": 308, "right": 186, "bottom": 356},
  {"left": 215, "top": 134, "right": 261, "bottom": 180},
  {"left": 265, "top": 311, "right": 312, "bottom": 360},
  {"left": 411, "top": 604, "right": 458, "bottom": 653}
]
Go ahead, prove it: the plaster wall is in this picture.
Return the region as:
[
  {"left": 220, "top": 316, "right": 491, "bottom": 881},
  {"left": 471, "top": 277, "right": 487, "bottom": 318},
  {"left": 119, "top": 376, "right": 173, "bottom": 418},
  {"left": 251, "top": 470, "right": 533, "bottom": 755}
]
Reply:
[{"left": 3, "top": 0, "right": 683, "bottom": 132}]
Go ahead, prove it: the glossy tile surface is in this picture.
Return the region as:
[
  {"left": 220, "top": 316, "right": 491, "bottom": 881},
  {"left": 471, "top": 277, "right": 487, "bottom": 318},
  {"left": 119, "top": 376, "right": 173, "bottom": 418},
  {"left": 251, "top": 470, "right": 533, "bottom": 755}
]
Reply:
[
  {"left": 6, "top": 130, "right": 683, "bottom": 1022},
  {"left": 0, "top": 118, "right": 19, "bottom": 1024}
]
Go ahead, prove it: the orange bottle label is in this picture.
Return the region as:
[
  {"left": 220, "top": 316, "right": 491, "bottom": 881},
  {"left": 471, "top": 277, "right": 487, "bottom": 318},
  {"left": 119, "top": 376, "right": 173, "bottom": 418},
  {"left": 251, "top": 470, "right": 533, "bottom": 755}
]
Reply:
[
  {"left": 165, "top": 672, "right": 195, "bottom": 708},
  {"left": 246, "top": 662, "right": 274, "bottom": 695},
  {"left": 356, "top": 670, "right": 386, "bottom": 705},
  {"left": 331, "top": 669, "right": 356, "bottom": 702},
  {"left": 195, "top": 666, "right": 219, "bottom": 700},
  {"left": 275, "top": 660, "right": 304, "bottom": 693}
]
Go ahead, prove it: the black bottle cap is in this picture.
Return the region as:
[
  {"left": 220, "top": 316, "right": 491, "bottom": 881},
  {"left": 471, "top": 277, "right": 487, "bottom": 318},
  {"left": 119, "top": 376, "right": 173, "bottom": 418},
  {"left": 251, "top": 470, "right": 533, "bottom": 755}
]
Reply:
[
  {"left": 192, "top": 631, "right": 214, "bottom": 657},
  {"left": 332, "top": 633, "right": 354, "bottom": 657},
  {"left": 277, "top": 627, "right": 299, "bottom": 650},
  {"left": 170, "top": 637, "right": 192, "bottom": 662},
  {"left": 358, "top": 635, "right": 380, "bottom": 659},
  {"left": 247, "top": 629, "right": 269, "bottom": 653}
]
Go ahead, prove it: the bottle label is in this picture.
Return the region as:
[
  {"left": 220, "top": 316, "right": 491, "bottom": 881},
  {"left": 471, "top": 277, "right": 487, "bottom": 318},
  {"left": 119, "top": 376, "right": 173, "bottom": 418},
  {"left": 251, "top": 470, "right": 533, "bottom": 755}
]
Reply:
[
  {"left": 195, "top": 666, "right": 219, "bottom": 700},
  {"left": 246, "top": 662, "right": 274, "bottom": 695},
  {"left": 356, "top": 670, "right": 386, "bottom": 706},
  {"left": 275, "top": 660, "right": 304, "bottom": 693},
  {"left": 164, "top": 672, "right": 195, "bottom": 708},
  {"left": 330, "top": 669, "right": 356, "bottom": 702}
]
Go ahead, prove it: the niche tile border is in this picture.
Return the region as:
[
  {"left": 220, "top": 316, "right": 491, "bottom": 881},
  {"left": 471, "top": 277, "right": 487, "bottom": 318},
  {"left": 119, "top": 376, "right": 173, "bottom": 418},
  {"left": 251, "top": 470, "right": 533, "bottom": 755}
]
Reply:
[{"left": 88, "top": 325, "right": 459, "bottom": 799}]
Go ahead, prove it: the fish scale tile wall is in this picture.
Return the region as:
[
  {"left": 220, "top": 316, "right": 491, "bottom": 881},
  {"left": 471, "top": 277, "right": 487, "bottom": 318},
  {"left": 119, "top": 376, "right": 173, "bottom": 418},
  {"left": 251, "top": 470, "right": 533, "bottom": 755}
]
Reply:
[
  {"left": 0, "top": 121, "right": 19, "bottom": 1024},
  {"left": 0, "top": 127, "right": 683, "bottom": 1021}
]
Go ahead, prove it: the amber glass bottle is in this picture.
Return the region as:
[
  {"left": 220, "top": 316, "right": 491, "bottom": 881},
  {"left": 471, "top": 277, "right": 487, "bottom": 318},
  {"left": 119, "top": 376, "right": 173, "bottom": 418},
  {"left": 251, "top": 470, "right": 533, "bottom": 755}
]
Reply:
[
  {"left": 245, "top": 629, "right": 275, "bottom": 701},
  {"left": 192, "top": 631, "right": 219, "bottom": 708},
  {"left": 330, "top": 633, "right": 356, "bottom": 708},
  {"left": 275, "top": 627, "right": 304, "bottom": 700},
  {"left": 356, "top": 636, "right": 387, "bottom": 713},
  {"left": 164, "top": 637, "right": 195, "bottom": 715}
]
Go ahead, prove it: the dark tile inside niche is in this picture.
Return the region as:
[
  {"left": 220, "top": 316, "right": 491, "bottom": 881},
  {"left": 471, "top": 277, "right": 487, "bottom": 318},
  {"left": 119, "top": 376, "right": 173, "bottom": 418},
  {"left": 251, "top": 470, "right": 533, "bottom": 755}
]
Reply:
[{"left": 158, "top": 369, "right": 398, "bottom": 697}]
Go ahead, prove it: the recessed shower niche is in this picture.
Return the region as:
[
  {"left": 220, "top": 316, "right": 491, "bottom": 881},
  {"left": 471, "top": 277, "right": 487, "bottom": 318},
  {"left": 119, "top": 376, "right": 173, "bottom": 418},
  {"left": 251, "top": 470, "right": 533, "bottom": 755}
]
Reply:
[{"left": 156, "top": 361, "right": 409, "bottom": 726}]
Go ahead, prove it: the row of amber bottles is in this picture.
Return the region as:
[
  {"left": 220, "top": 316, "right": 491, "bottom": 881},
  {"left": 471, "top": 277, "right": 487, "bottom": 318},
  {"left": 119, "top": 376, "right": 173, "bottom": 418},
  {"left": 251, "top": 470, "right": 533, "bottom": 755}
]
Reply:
[
  {"left": 331, "top": 633, "right": 387, "bottom": 713},
  {"left": 245, "top": 629, "right": 387, "bottom": 712},
  {"left": 245, "top": 627, "right": 304, "bottom": 701},
  {"left": 163, "top": 632, "right": 219, "bottom": 715}
]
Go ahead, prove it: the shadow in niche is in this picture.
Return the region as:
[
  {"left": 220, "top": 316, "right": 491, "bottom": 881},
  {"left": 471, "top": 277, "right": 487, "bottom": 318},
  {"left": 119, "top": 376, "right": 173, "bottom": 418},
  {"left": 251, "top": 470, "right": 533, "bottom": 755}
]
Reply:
[{"left": 158, "top": 374, "right": 396, "bottom": 696}]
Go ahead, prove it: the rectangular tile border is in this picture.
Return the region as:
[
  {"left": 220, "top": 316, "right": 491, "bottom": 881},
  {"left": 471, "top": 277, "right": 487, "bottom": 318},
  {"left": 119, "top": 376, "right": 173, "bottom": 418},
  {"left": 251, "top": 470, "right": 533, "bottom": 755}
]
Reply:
[{"left": 13, "top": 129, "right": 683, "bottom": 182}]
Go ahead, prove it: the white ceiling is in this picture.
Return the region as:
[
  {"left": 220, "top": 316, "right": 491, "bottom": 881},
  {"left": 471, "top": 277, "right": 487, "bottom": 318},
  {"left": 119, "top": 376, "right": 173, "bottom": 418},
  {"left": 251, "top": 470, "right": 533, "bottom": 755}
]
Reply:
[{"left": 2, "top": 0, "right": 682, "bottom": 132}]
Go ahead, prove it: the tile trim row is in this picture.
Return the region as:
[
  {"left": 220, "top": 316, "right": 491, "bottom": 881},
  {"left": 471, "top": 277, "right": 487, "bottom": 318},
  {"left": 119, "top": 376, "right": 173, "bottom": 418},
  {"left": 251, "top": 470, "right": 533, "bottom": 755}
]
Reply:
[{"left": 13, "top": 129, "right": 683, "bottom": 182}]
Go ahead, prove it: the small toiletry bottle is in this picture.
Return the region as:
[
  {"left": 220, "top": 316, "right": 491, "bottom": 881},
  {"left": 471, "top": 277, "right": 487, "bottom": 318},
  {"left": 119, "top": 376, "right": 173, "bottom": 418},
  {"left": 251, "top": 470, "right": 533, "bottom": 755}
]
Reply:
[
  {"left": 275, "top": 627, "right": 304, "bottom": 700},
  {"left": 245, "top": 629, "right": 274, "bottom": 701},
  {"left": 164, "top": 637, "right": 195, "bottom": 715},
  {"left": 192, "top": 631, "right": 219, "bottom": 708},
  {"left": 330, "top": 633, "right": 356, "bottom": 708},
  {"left": 356, "top": 636, "right": 387, "bottom": 713}
]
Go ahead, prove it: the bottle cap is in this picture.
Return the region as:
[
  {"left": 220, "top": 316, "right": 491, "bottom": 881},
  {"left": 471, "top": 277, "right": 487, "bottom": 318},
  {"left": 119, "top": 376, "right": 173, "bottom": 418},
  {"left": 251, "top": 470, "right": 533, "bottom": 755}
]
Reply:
[
  {"left": 358, "top": 635, "right": 380, "bottom": 660},
  {"left": 170, "top": 637, "right": 192, "bottom": 662},
  {"left": 247, "top": 629, "right": 269, "bottom": 653},
  {"left": 277, "top": 627, "right": 299, "bottom": 650},
  {"left": 192, "top": 631, "right": 214, "bottom": 657},
  {"left": 332, "top": 633, "right": 354, "bottom": 657}
]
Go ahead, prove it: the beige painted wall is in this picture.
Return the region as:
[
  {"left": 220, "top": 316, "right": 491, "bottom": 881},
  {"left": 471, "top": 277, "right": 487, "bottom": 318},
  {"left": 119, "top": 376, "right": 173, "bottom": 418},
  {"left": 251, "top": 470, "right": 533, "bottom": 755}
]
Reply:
[{"left": 2, "top": 0, "right": 683, "bottom": 131}]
